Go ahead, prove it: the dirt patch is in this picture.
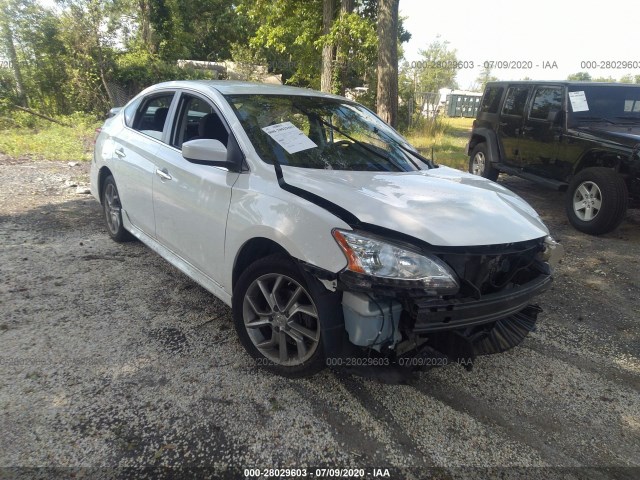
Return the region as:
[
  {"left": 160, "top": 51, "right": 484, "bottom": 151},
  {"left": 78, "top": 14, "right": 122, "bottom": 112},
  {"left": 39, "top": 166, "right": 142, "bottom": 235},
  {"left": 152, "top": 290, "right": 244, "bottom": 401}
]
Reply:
[{"left": 1, "top": 156, "right": 638, "bottom": 477}]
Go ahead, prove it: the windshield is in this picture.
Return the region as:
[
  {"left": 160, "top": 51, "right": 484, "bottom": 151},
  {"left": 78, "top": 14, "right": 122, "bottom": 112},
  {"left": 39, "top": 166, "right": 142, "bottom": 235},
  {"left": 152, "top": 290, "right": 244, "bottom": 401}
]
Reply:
[
  {"left": 569, "top": 85, "right": 640, "bottom": 124},
  {"left": 225, "top": 94, "right": 427, "bottom": 171}
]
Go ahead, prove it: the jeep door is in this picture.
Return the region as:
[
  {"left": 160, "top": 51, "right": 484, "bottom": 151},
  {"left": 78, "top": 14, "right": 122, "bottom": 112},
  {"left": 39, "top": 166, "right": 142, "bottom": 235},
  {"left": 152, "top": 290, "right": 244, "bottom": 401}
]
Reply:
[
  {"left": 519, "top": 85, "right": 565, "bottom": 178},
  {"left": 497, "top": 85, "right": 531, "bottom": 165},
  {"left": 151, "top": 90, "right": 240, "bottom": 287}
]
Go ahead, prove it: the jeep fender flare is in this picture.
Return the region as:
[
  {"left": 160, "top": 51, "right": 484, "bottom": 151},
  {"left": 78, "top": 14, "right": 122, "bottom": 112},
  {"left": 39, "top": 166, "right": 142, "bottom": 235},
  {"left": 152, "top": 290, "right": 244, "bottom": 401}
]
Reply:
[
  {"left": 573, "top": 147, "right": 628, "bottom": 176},
  {"left": 468, "top": 128, "right": 502, "bottom": 164}
]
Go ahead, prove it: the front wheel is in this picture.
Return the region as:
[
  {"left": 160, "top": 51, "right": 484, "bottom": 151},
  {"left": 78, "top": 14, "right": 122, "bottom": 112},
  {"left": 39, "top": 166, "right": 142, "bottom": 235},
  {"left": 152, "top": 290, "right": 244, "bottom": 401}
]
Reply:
[
  {"left": 468, "top": 143, "right": 499, "bottom": 181},
  {"left": 232, "top": 254, "right": 326, "bottom": 377},
  {"left": 565, "top": 167, "right": 628, "bottom": 235}
]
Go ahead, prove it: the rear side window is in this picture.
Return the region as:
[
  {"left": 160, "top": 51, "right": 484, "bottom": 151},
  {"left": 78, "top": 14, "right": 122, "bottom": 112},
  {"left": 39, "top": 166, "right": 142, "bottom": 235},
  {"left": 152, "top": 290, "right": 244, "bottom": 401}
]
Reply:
[
  {"left": 123, "top": 98, "right": 140, "bottom": 127},
  {"left": 480, "top": 86, "right": 504, "bottom": 113},
  {"left": 502, "top": 86, "right": 530, "bottom": 116},
  {"left": 133, "top": 93, "right": 175, "bottom": 141},
  {"left": 530, "top": 87, "right": 563, "bottom": 120}
]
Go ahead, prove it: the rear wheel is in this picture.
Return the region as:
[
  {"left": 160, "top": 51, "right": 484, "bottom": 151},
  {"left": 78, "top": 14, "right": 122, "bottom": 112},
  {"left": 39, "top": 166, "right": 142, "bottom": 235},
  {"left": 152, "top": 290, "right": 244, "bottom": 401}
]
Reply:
[
  {"left": 233, "top": 254, "right": 326, "bottom": 377},
  {"left": 102, "top": 175, "right": 133, "bottom": 242},
  {"left": 565, "top": 167, "right": 628, "bottom": 235},
  {"left": 469, "top": 143, "right": 499, "bottom": 181}
]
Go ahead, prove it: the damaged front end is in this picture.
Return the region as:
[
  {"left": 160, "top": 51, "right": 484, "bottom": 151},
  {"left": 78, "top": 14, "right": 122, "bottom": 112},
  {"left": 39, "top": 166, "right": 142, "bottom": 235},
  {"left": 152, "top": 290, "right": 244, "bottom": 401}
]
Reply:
[{"left": 329, "top": 230, "right": 562, "bottom": 370}]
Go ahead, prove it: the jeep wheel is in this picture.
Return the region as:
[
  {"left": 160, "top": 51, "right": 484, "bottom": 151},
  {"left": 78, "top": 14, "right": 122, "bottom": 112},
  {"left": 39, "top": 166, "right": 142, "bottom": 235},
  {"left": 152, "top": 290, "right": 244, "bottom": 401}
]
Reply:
[
  {"left": 565, "top": 167, "right": 628, "bottom": 235},
  {"left": 469, "top": 144, "right": 499, "bottom": 181}
]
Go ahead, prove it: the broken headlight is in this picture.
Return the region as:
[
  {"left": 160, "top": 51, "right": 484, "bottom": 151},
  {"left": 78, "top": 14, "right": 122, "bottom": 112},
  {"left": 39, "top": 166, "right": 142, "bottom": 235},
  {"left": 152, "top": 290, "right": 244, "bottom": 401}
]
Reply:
[{"left": 332, "top": 229, "right": 459, "bottom": 295}]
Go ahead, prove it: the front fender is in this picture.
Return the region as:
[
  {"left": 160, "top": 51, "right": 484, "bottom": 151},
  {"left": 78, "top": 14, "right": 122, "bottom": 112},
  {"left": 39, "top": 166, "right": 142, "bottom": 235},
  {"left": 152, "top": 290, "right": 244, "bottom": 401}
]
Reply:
[
  {"left": 468, "top": 128, "right": 501, "bottom": 163},
  {"left": 223, "top": 173, "right": 350, "bottom": 292}
]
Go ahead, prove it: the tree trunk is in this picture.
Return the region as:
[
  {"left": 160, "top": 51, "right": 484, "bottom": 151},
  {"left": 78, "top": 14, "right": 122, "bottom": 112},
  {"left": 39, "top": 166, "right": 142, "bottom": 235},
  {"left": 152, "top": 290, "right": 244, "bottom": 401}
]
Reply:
[
  {"left": 320, "top": 0, "right": 335, "bottom": 93},
  {"left": 138, "top": 0, "right": 154, "bottom": 53},
  {"left": 87, "top": 1, "right": 115, "bottom": 107},
  {"left": 376, "top": 0, "right": 399, "bottom": 127},
  {"left": 0, "top": 7, "right": 27, "bottom": 107},
  {"left": 334, "top": 0, "right": 354, "bottom": 96}
]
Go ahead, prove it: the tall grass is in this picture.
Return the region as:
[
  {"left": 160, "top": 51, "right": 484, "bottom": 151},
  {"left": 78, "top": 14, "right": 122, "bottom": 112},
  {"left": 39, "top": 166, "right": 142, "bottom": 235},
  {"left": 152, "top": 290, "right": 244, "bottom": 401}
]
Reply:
[
  {"left": 0, "top": 112, "right": 102, "bottom": 162},
  {"left": 403, "top": 116, "right": 474, "bottom": 171}
]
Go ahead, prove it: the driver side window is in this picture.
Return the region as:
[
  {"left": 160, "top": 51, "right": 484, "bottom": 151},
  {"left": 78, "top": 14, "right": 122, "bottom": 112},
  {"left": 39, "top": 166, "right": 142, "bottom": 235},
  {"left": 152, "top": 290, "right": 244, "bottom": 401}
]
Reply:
[{"left": 172, "top": 94, "right": 229, "bottom": 149}]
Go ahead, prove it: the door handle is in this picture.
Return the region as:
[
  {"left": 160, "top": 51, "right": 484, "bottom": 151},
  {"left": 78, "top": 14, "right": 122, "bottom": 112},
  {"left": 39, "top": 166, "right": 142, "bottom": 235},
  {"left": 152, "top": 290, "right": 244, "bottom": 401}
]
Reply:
[
  {"left": 155, "top": 168, "right": 172, "bottom": 181},
  {"left": 522, "top": 126, "right": 534, "bottom": 132},
  {"left": 114, "top": 148, "right": 126, "bottom": 158}
]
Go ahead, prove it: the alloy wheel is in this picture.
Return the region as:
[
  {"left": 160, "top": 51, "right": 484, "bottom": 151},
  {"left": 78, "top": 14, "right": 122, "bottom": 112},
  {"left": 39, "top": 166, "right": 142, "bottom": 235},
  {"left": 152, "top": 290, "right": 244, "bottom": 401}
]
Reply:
[{"left": 242, "top": 273, "right": 320, "bottom": 366}]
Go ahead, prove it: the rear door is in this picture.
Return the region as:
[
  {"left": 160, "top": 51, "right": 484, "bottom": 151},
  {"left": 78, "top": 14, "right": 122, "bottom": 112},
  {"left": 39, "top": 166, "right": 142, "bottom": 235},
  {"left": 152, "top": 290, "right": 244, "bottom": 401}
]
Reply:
[
  {"left": 519, "top": 85, "right": 564, "bottom": 178},
  {"left": 497, "top": 85, "right": 531, "bottom": 165},
  {"left": 151, "top": 90, "right": 240, "bottom": 285},
  {"left": 113, "top": 91, "right": 176, "bottom": 236}
]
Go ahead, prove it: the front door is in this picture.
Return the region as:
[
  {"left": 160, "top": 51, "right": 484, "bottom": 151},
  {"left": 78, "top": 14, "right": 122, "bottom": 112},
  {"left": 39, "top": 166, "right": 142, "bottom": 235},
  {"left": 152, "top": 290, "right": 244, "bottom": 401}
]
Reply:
[
  {"left": 152, "top": 92, "right": 240, "bottom": 286},
  {"left": 520, "top": 86, "right": 564, "bottom": 178}
]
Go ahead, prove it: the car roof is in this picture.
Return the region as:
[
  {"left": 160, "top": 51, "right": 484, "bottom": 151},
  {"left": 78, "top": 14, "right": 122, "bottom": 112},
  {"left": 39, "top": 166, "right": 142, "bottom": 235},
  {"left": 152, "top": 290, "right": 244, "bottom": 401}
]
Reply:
[
  {"left": 485, "top": 80, "right": 640, "bottom": 88},
  {"left": 149, "top": 80, "right": 348, "bottom": 100}
]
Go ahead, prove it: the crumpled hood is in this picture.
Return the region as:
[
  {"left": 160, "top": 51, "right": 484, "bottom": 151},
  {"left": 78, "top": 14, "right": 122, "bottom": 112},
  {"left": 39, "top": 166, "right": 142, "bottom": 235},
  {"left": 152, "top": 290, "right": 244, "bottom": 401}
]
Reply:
[{"left": 282, "top": 165, "right": 549, "bottom": 246}]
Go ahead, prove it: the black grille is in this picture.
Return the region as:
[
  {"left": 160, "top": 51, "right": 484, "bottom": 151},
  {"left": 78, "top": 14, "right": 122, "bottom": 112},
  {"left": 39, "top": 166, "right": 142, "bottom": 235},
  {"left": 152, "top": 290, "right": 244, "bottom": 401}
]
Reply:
[{"left": 436, "top": 241, "right": 544, "bottom": 298}]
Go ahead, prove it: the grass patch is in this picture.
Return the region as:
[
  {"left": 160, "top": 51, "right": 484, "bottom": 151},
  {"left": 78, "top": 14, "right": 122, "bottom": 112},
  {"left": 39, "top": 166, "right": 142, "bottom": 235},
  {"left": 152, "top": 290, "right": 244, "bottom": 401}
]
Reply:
[
  {"left": 404, "top": 116, "right": 474, "bottom": 171},
  {"left": 0, "top": 112, "right": 101, "bottom": 162}
]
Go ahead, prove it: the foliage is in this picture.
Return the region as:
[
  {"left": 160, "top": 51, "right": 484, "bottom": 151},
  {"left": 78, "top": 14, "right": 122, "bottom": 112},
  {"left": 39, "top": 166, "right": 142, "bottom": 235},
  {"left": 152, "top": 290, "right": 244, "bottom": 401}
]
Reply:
[
  {"left": 404, "top": 116, "right": 473, "bottom": 171},
  {"left": 0, "top": 112, "right": 101, "bottom": 161},
  {"left": 475, "top": 66, "right": 498, "bottom": 91},
  {"left": 0, "top": 0, "right": 408, "bottom": 131},
  {"left": 398, "top": 38, "right": 459, "bottom": 130},
  {"left": 237, "top": 0, "right": 324, "bottom": 87},
  {"left": 319, "top": 12, "right": 377, "bottom": 94},
  {"left": 567, "top": 72, "right": 592, "bottom": 81}
]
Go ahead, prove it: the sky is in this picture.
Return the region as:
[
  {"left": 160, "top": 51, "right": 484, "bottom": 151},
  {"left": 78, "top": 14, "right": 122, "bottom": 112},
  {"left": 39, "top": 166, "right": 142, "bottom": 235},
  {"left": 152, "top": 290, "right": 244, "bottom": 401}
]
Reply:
[{"left": 399, "top": 0, "right": 640, "bottom": 90}]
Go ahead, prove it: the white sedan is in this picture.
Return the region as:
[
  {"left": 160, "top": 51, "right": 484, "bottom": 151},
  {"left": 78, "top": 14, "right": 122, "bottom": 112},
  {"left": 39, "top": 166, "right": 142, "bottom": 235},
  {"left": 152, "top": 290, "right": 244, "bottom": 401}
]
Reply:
[{"left": 91, "top": 81, "right": 561, "bottom": 376}]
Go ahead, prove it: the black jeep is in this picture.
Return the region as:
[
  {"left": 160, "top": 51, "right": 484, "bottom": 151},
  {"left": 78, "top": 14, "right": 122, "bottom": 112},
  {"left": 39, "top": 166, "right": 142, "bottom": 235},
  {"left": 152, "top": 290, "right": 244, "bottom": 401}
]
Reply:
[{"left": 467, "top": 81, "right": 640, "bottom": 235}]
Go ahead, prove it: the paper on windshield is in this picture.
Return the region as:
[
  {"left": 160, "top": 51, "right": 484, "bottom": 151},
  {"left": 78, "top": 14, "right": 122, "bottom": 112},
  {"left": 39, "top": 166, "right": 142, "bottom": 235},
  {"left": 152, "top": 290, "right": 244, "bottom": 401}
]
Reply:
[
  {"left": 262, "top": 122, "right": 317, "bottom": 154},
  {"left": 569, "top": 91, "right": 589, "bottom": 112}
]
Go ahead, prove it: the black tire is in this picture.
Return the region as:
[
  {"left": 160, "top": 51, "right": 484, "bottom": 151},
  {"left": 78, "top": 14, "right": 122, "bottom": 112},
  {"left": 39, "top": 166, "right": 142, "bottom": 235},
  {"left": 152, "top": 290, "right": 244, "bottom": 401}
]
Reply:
[
  {"left": 565, "top": 167, "right": 628, "bottom": 235},
  {"left": 469, "top": 143, "right": 499, "bottom": 181},
  {"left": 102, "top": 175, "right": 133, "bottom": 242},
  {"left": 232, "top": 254, "right": 328, "bottom": 377}
]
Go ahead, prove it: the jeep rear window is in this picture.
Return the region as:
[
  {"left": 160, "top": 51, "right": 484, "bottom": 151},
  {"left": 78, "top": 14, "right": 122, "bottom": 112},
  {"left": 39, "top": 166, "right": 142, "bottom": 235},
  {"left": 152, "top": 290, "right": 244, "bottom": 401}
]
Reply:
[
  {"left": 502, "top": 86, "right": 529, "bottom": 116},
  {"left": 480, "top": 86, "right": 503, "bottom": 113}
]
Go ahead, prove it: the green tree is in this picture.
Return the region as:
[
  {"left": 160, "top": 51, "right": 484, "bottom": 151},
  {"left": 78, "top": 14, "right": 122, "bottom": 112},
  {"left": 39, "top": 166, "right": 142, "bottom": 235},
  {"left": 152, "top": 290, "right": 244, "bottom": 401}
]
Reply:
[
  {"left": 476, "top": 66, "right": 498, "bottom": 91},
  {"left": 414, "top": 38, "right": 458, "bottom": 93},
  {"left": 567, "top": 72, "right": 592, "bottom": 81},
  {"left": 0, "top": 0, "right": 28, "bottom": 107}
]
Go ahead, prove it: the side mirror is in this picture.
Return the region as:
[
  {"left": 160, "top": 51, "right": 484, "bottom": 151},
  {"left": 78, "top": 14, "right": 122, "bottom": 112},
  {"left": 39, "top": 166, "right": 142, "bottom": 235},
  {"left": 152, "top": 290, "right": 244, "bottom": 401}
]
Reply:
[{"left": 182, "top": 139, "right": 237, "bottom": 171}]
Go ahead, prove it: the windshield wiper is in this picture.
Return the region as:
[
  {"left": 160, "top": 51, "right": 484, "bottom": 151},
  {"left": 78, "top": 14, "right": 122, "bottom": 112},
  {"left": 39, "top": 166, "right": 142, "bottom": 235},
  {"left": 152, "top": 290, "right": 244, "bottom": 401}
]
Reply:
[
  {"left": 372, "top": 126, "right": 437, "bottom": 169},
  {"left": 576, "top": 116, "right": 617, "bottom": 125},
  {"left": 293, "top": 104, "right": 412, "bottom": 172},
  {"left": 614, "top": 116, "right": 640, "bottom": 123}
]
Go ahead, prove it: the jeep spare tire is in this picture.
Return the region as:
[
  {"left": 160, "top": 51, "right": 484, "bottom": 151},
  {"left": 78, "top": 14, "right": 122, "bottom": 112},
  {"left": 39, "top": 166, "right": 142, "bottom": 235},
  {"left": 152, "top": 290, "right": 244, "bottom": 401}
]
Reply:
[
  {"left": 565, "top": 167, "right": 628, "bottom": 235},
  {"left": 469, "top": 143, "right": 499, "bottom": 181}
]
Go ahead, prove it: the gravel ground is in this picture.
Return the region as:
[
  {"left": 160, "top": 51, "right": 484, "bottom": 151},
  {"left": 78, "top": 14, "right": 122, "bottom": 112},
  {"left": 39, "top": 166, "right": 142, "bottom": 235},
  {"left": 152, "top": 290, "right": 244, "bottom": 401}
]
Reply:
[{"left": 1, "top": 155, "right": 639, "bottom": 479}]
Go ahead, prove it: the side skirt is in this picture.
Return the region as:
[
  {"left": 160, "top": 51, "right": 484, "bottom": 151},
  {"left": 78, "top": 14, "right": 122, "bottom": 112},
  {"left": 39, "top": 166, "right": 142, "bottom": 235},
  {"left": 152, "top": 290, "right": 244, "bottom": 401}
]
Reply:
[{"left": 122, "top": 210, "right": 232, "bottom": 307}]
